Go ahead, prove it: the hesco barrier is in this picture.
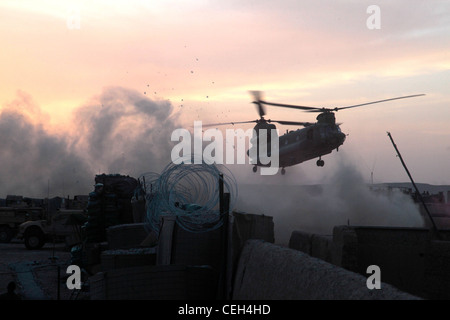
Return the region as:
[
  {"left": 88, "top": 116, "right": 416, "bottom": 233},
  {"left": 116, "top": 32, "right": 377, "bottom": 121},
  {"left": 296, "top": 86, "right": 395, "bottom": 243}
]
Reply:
[
  {"left": 289, "top": 226, "right": 450, "bottom": 299},
  {"left": 106, "top": 223, "right": 148, "bottom": 250},
  {"left": 90, "top": 264, "right": 217, "bottom": 300},
  {"left": 232, "top": 239, "right": 420, "bottom": 300}
]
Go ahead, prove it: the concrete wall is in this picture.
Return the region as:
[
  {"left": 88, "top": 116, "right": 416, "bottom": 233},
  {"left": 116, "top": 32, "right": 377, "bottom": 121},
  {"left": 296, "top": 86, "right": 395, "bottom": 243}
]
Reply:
[
  {"left": 232, "top": 240, "right": 419, "bottom": 300},
  {"left": 334, "top": 226, "right": 429, "bottom": 297},
  {"left": 90, "top": 265, "right": 217, "bottom": 300},
  {"left": 101, "top": 248, "right": 156, "bottom": 272},
  {"left": 422, "top": 240, "right": 450, "bottom": 299},
  {"left": 106, "top": 223, "right": 148, "bottom": 249},
  {"left": 231, "top": 211, "right": 274, "bottom": 269},
  {"left": 289, "top": 231, "right": 333, "bottom": 263},
  {"left": 157, "top": 211, "right": 274, "bottom": 269}
]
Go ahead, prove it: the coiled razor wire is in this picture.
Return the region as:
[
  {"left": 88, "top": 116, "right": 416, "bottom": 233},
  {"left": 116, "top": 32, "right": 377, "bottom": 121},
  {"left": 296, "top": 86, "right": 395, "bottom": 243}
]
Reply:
[{"left": 139, "top": 155, "right": 238, "bottom": 236}]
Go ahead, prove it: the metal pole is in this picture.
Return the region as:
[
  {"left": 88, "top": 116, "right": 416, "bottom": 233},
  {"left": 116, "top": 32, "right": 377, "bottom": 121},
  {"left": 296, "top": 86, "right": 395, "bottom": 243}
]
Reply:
[
  {"left": 219, "top": 174, "right": 224, "bottom": 214},
  {"left": 57, "top": 265, "right": 60, "bottom": 300},
  {"left": 218, "top": 173, "right": 231, "bottom": 299},
  {"left": 387, "top": 132, "right": 441, "bottom": 240},
  {"left": 218, "top": 173, "right": 225, "bottom": 299},
  {"left": 223, "top": 193, "right": 231, "bottom": 299}
]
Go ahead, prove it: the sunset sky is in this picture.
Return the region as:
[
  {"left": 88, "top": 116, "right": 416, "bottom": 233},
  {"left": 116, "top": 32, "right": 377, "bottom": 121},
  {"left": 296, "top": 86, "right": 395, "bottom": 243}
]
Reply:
[{"left": 1, "top": 0, "right": 449, "bottom": 197}]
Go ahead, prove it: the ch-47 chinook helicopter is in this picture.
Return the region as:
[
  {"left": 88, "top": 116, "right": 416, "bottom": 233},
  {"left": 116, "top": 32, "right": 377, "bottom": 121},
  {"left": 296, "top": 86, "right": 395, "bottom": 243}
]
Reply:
[{"left": 206, "top": 91, "right": 425, "bottom": 174}]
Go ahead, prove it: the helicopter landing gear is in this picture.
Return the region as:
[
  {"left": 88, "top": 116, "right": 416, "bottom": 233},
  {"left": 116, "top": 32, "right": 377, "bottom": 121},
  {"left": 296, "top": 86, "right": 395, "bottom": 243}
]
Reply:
[
  {"left": 281, "top": 168, "right": 286, "bottom": 175},
  {"left": 252, "top": 165, "right": 257, "bottom": 173},
  {"left": 316, "top": 158, "right": 325, "bottom": 167}
]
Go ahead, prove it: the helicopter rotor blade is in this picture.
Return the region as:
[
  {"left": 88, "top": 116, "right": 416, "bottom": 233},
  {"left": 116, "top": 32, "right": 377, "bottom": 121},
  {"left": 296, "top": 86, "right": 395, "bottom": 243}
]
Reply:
[
  {"left": 250, "top": 90, "right": 262, "bottom": 101},
  {"left": 249, "top": 90, "right": 324, "bottom": 112},
  {"left": 269, "top": 120, "right": 314, "bottom": 127},
  {"left": 259, "top": 100, "right": 320, "bottom": 111},
  {"left": 335, "top": 94, "right": 426, "bottom": 111},
  {"left": 249, "top": 90, "right": 266, "bottom": 117},
  {"left": 305, "top": 108, "right": 330, "bottom": 113},
  {"left": 253, "top": 93, "right": 425, "bottom": 113},
  {"left": 202, "top": 120, "right": 257, "bottom": 128}
]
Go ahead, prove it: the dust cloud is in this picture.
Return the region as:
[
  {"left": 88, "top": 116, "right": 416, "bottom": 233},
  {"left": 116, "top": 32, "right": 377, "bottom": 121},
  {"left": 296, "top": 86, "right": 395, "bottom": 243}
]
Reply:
[
  {"left": 0, "top": 87, "right": 180, "bottom": 198},
  {"left": 234, "top": 158, "right": 425, "bottom": 245},
  {"left": 0, "top": 88, "right": 427, "bottom": 241}
]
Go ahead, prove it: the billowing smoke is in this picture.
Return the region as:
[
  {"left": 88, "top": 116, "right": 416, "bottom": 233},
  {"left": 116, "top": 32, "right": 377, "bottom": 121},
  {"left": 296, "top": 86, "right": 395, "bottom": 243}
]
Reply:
[
  {"left": 0, "top": 87, "right": 180, "bottom": 198},
  {"left": 0, "top": 92, "right": 92, "bottom": 197},
  {"left": 0, "top": 87, "right": 427, "bottom": 240},
  {"left": 72, "top": 86, "right": 179, "bottom": 177},
  {"left": 235, "top": 156, "right": 425, "bottom": 245}
]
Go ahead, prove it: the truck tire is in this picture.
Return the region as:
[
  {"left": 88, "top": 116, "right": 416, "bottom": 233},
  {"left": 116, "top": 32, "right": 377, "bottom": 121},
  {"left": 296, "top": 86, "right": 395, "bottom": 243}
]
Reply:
[
  {"left": 24, "top": 227, "right": 45, "bottom": 250},
  {"left": 0, "top": 226, "right": 14, "bottom": 243}
]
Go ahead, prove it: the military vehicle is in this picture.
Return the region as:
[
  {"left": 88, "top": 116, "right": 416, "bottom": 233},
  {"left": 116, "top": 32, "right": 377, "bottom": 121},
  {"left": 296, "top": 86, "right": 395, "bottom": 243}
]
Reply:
[
  {"left": 16, "top": 209, "right": 87, "bottom": 250},
  {"left": 0, "top": 206, "right": 44, "bottom": 243}
]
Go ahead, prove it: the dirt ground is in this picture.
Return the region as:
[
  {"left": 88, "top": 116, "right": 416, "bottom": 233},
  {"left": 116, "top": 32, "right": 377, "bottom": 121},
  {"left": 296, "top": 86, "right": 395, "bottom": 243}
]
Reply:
[{"left": 0, "top": 239, "right": 89, "bottom": 300}]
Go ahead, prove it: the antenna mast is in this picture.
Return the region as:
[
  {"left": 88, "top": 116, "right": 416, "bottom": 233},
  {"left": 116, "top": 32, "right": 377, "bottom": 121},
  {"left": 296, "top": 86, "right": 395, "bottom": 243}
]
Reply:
[{"left": 387, "top": 132, "right": 441, "bottom": 240}]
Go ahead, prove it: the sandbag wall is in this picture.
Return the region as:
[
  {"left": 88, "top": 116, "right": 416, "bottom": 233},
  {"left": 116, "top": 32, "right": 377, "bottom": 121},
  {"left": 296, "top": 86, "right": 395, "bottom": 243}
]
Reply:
[
  {"left": 232, "top": 239, "right": 419, "bottom": 300},
  {"left": 95, "top": 174, "right": 138, "bottom": 224},
  {"left": 82, "top": 174, "right": 138, "bottom": 243},
  {"left": 288, "top": 226, "right": 450, "bottom": 299}
]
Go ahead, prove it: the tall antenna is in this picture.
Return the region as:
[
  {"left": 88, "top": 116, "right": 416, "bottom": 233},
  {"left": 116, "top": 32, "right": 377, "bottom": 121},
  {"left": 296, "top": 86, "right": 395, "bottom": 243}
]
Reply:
[
  {"left": 47, "top": 179, "right": 50, "bottom": 221},
  {"left": 387, "top": 132, "right": 441, "bottom": 240},
  {"left": 361, "top": 155, "right": 376, "bottom": 185},
  {"left": 371, "top": 156, "right": 377, "bottom": 185}
]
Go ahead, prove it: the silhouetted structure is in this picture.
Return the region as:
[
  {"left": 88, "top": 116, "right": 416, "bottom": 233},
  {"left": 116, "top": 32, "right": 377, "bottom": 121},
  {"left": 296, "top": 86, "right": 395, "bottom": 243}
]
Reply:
[{"left": 0, "top": 282, "right": 21, "bottom": 300}]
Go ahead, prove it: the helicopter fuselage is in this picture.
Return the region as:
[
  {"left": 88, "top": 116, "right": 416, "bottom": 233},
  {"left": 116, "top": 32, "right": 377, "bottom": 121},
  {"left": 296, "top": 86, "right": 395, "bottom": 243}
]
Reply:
[
  {"left": 207, "top": 91, "right": 424, "bottom": 174},
  {"left": 278, "top": 123, "right": 346, "bottom": 168},
  {"left": 251, "top": 122, "right": 346, "bottom": 169}
]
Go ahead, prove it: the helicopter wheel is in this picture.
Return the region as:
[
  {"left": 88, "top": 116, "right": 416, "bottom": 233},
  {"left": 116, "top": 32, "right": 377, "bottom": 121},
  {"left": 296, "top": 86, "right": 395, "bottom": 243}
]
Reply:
[
  {"left": 252, "top": 165, "right": 257, "bottom": 173},
  {"left": 316, "top": 159, "right": 325, "bottom": 167},
  {"left": 281, "top": 168, "right": 286, "bottom": 175}
]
